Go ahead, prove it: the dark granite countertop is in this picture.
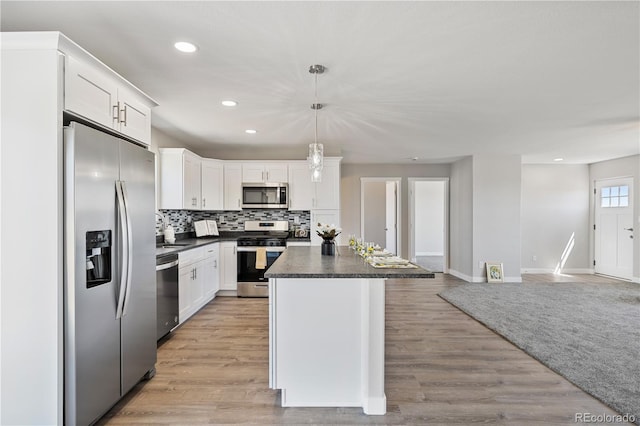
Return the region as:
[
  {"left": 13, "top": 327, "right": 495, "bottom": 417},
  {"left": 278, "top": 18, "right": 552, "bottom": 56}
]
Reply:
[
  {"left": 264, "top": 246, "right": 435, "bottom": 279},
  {"left": 155, "top": 232, "right": 240, "bottom": 258}
]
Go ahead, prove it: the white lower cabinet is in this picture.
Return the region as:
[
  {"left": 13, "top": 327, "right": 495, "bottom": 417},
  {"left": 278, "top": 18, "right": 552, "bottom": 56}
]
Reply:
[
  {"left": 220, "top": 241, "right": 238, "bottom": 291},
  {"left": 203, "top": 244, "right": 220, "bottom": 299},
  {"left": 178, "top": 243, "right": 221, "bottom": 324}
]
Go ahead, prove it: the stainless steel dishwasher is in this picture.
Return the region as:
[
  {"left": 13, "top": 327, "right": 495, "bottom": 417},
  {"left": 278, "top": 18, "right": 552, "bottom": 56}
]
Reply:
[{"left": 156, "top": 253, "right": 179, "bottom": 340}]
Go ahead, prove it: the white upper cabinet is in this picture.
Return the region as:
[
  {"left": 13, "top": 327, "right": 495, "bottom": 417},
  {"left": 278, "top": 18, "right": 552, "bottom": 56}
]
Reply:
[
  {"left": 313, "top": 161, "right": 340, "bottom": 210},
  {"left": 65, "top": 53, "right": 152, "bottom": 145},
  {"left": 288, "top": 162, "right": 314, "bottom": 210},
  {"left": 183, "top": 152, "right": 202, "bottom": 209},
  {"left": 242, "top": 162, "right": 288, "bottom": 183},
  {"left": 159, "top": 148, "right": 202, "bottom": 210},
  {"left": 65, "top": 55, "right": 118, "bottom": 130},
  {"left": 116, "top": 88, "right": 151, "bottom": 144},
  {"left": 224, "top": 163, "right": 242, "bottom": 211},
  {"left": 288, "top": 158, "right": 341, "bottom": 211},
  {"left": 201, "top": 159, "right": 224, "bottom": 211}
]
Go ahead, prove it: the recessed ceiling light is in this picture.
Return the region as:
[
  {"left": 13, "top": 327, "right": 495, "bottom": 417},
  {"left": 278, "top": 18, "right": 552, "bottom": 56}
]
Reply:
[
  {"left": 174, "top": 41, "right": 197, "bottom": 53},
  {"left": 554, "top": 158, "right": 564, "bottom": 162},
  {"left": 245, "top": 129, "right": 257, "bottom": 134},
  {"left": 221, "top": 100, "right": 238, "bottom": 107}
]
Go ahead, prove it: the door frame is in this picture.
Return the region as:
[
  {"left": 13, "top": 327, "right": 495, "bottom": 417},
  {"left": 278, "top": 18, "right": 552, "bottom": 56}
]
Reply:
[
  {"left": 593, "top": 176, "right": 634, "bottom": 280},
  {"left": 360, "top": 177, "right": 402, "bottom": 256},
  {"left": 408, "top": 177, "right": 449, "bottom": 273}
]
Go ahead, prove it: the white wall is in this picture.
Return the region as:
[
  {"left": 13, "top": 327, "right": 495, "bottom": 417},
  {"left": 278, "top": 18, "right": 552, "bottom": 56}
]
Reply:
[
  {"left": 521, "top": 164, "right": 590, "bottom": 273},
  {"left": 414, "top": 181, "right": 445, "bottom": 255},
  {"left": 449, "top": 157, "right": 474, "bottom": 279},
  {"left": 341, "top": 163, "right": 451, "bottom": 258},
  {"left": 1, "top": 48, "right": 63, "bottom": 425},
  {"left": 589, "top": 155, "right": 640, "bottom": 282},
  {"left": 472, "top": 155, "right": 522, "bottom": 281}
]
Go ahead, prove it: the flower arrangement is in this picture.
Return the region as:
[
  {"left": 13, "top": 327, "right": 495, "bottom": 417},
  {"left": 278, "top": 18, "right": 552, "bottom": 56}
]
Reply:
[{"left": 316, "top": 222, "right": 341, "bottom": 241}]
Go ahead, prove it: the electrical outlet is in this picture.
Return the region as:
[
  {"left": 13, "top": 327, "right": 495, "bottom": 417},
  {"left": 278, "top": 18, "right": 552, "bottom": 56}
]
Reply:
[
  {"left": 478, "top": 261, "right": 484, "bottom": 269},
  {"left": 532, "top": 255, "right": 537, "bottom": 262},
  {"left": 294, "top": 215, "right": 300, "bottom": 224},
  {"left": 219, "top": 215, "right": 225, "bottom": 223}
]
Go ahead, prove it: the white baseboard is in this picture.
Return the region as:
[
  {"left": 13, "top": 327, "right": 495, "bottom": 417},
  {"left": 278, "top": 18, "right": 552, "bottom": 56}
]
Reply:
[
  {"left": 415, "top": 251, "right": 444, "bottom": 257},
  {"left": 448, "top": 269, "right": 473, "bottom": 282},
  {"left": 521, "top": 268, "right": 595, "bottom": 274}
]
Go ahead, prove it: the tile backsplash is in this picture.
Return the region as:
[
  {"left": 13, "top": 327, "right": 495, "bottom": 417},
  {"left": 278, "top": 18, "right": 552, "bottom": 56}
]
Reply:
[{"left": 156, "top": 209, "right": 311, "bottom": 235}]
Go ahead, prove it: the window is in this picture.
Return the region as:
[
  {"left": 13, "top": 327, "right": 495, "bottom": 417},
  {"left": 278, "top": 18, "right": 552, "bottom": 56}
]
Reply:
[{"left": 601, "top": 185, "right": 629, "bottom": 208}]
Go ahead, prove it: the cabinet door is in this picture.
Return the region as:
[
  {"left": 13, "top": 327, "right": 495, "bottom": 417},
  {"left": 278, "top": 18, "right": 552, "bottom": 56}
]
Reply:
[
  {"left": 288, "top": 163, "right": 313, "bottom": 210},
  {"left": 242, "top": 163, "right": 265, "bottom": 183},
  {"left": 220, "top": 242, "right": 238, "bottom": 291},
  {"left": 203, "top": 244, "right": 220, "bottom": 299},
  {"left": 311, "top": 210, "right": 341, "bottom": 246},
  {"left": 183, "top": 153, "right": 201, "bottom": 210},
  {"left": 191, "top": 262, "right": 205, "bottom": 309},
  {"left": 224, "top": 163, "right": 242, "bottom": 210},
  {"left": 265, "top": 163, "right": 288, "bottom": 183},
  {"left": 313, "top": 162, "right": 340, "bottom": 209},
  {"left": 178, "top": 267, "right": 192, "bottom": 323},
  {"left": 65, "top": 55, "right": 119, "bottom": 130},
  {"left": 201, "top": 160, "right": 223, "bottom": 211},
  {"left": 116, "top": 89, "right": 151, "bottom": 145}
]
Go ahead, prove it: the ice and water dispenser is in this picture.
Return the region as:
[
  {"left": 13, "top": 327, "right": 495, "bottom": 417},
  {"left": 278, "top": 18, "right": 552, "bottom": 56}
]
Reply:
[{"left": 86, "top": 230, "right": 112, "bottom": 288}]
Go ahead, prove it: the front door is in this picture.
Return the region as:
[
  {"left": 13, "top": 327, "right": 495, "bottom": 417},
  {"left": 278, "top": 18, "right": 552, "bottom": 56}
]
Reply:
[{"left": 594, "top": 177, "right": 634, "bottom": 280}]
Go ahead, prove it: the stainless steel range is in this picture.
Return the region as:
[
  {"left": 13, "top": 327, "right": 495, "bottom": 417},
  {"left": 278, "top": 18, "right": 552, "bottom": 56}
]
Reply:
[{"left": 237, "top": 220, "right": 289, "bottom": 297}]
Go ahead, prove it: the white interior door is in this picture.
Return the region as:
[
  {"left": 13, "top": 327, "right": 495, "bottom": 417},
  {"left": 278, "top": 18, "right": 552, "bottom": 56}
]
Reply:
[
  {"left": 595, "top": 177, "right": 634, "bottom": 280},
  {"left": 385, "top": 181, "right": 397, "bottom": 254}
]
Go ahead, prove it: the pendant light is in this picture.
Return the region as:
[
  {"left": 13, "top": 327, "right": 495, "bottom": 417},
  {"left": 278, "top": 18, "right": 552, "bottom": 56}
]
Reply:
[{"left": 308, "top": 64, "right": 325, "bottom": 182}]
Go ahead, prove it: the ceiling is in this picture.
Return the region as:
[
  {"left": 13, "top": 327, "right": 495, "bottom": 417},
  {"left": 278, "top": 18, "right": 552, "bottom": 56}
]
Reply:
[{"left": 2, "top": 1, "right": 639, "bottom": 164}]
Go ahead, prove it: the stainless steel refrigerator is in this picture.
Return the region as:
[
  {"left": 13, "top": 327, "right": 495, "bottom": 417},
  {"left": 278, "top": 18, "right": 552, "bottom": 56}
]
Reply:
[{"left": 64, "top": 121, "right": 157, "bottom": 425}]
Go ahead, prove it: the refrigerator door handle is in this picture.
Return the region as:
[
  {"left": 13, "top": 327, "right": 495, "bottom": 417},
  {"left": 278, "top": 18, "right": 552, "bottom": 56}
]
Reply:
[
  {"left": 115, "top": 180, "right": 128, "bottom": 319},
  {"left": 121, "top": 180, "right": 134, "bottom": 316}
]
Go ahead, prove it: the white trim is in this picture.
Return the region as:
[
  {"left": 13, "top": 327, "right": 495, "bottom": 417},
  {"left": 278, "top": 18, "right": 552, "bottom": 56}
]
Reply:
[
  {"left": 408, "top": 177, "right": 449, "bottom": 272},
  {"left": 360, "top": 177, "right": 402, "bottom": 257},
  {"left": 448, "top": 269, "right": 522, "bottom": 283},
  {"left": 448, "top": 269, "right": 476, "bottom": 282},
  {"left": 521, "top": 268, "right": 595, "bottom": 274}
]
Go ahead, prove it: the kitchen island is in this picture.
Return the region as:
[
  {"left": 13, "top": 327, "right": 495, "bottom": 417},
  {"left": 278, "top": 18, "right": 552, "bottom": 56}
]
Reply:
[{"left": 264, "top": 246, "right": 435, "bottom": 415}]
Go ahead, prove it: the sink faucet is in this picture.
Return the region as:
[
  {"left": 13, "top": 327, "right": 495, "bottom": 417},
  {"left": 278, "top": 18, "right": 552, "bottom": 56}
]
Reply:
[{"left": 155, "top": 212, "right": 166, "bottom": 231}]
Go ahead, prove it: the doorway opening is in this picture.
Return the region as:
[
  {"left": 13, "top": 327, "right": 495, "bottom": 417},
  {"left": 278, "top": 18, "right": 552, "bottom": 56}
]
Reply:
[
  {"left": 409, "top": 178, "right": 448, "bottom": 272},
  {"left": 360, "top": 178, "right": 401, "bottom": 255},
  {"left": 594, "top": 177, "right": 634, "bottom": 281}
]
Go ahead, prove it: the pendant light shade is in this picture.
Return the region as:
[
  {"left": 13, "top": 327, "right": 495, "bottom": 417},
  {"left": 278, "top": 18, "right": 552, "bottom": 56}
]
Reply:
[{"left": 308, "top": 64, "right": 325, "bottom": 182}]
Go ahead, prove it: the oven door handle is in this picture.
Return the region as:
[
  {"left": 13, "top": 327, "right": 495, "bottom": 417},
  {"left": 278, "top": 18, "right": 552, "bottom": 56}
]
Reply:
[{"left": 237, "top": 247, "right": 286, "bottom": 253}]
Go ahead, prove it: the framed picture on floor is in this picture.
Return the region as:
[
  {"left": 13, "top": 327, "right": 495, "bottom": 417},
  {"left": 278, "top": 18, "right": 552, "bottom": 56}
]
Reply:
[{"left": 486, "top": 262, "right": 504, "bottom": 283}]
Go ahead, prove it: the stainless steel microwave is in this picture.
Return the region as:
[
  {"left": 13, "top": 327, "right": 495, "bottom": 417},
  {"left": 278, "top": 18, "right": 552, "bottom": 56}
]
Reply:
[{"left": 241, "top": 183, "right": 288, "bottom": 209}]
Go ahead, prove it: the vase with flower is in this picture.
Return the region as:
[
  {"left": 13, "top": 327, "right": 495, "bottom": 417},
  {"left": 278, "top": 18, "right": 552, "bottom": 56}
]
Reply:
[{"left": 316, "top": 222, "right": 341, "bottom": 256}]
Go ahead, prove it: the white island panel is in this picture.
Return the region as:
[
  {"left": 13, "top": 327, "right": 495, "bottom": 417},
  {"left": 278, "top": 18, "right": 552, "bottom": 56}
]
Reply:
[{"left": 269, "top": 277, "right": 386, "bottom": 414}]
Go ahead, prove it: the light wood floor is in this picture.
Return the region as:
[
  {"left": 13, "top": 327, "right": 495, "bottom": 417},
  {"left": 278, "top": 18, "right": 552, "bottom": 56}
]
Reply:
[{"left": 99, "top": 274, "right": 626, "bottom": 425}]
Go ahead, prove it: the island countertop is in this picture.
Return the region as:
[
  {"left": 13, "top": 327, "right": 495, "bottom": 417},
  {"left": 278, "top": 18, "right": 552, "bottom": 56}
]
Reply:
[{"left": 264, "top": 246, "right": 435, "bottom": 279}]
